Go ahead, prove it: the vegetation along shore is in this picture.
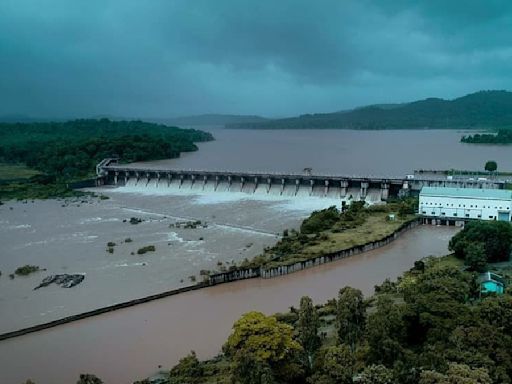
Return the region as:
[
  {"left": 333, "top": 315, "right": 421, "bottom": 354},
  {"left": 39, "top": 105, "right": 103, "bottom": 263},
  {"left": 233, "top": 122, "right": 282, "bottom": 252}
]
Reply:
[{"left": 0, "top": 118, "right": 213, "bottom": 200}]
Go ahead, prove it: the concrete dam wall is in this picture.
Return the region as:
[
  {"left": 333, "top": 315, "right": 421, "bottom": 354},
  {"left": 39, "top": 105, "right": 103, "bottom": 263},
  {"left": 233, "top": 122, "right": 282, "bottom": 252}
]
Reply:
[{"left": 95, "top": 158, "right": 505, "bottom": 202}]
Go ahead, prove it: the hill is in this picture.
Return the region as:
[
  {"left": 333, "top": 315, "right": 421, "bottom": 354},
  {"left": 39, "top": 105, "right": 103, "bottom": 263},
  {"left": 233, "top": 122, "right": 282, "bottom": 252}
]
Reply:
[
  {"left": 153, "top": 114, "right": 268, "bottom": 127},
  {"left": 228, "top": 90, "right": 512, "bottom": 130}
]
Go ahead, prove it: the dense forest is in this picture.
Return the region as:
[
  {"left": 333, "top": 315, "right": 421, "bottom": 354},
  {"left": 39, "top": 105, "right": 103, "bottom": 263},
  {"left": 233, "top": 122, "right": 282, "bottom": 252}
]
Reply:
[
  {"left": 228, "top": 90, "right": 512, "bottom": 130},
  {"left": 0, "top": 119, "right": 213, "bottom": 199},
  {"left": 461, "top": 129, "right": 512, "bottom": 144}
]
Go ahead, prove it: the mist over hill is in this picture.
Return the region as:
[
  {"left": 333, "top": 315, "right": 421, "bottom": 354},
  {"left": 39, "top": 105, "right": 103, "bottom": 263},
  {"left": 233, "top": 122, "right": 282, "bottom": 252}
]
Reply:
[
  {"left": 149, "top": 114, "right": 268, "bottom": 127},
  {"left": 227, "top": 90, "right": 512, "bottom": 130}
]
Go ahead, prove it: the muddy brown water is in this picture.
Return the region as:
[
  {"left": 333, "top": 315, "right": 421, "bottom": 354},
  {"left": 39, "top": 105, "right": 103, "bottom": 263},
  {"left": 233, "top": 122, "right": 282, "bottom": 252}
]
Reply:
[{"left": 0, "top": 225, "right": 456, "bottom": 384}]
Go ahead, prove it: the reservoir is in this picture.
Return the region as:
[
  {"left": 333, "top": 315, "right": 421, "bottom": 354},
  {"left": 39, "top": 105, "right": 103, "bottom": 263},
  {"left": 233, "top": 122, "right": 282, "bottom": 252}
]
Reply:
[{"left": 0, "top": 128, "right": 509, "bottom": 383}]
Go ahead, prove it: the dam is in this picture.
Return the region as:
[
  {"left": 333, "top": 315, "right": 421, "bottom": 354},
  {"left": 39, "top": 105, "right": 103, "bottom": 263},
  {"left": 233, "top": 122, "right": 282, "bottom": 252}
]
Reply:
[{"left": 96, "top": 158, "right": 505, "bottom": 202}]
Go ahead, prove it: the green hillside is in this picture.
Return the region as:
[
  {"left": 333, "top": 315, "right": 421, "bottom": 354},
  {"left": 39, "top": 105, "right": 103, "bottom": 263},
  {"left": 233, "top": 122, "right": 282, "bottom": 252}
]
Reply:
[
  {"left": 228, "top": 90, "right": 512, "bottom": 130},
  {"left": 0, "top": 118, "right": 214, "bottom": 199}
]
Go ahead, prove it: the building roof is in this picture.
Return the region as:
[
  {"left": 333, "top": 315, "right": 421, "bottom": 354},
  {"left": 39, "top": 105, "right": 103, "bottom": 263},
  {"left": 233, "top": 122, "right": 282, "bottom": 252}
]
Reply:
[{"left": 420, "top": 187, "right": 512, "bottom": 201}]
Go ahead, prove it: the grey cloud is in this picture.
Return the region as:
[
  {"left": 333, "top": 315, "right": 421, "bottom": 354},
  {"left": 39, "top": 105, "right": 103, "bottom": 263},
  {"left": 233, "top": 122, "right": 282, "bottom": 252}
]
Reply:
[{"left": 1, "top": 0, "right": 512, "bottom": 118}]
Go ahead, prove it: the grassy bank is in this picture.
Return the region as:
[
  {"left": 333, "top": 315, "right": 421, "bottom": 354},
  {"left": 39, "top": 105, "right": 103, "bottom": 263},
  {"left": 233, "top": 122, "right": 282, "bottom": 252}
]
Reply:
[
  {"left": 236, "top": 200, "right": 417, "bottom": 270},
  {"left": 0, "top": 163, "right": 40, "bottom": 180}
]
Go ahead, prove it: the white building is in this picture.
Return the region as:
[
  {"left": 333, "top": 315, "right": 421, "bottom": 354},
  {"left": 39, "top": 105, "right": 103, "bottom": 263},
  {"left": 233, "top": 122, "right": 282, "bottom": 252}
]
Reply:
[{"left": 419, "top": 187, "right": 512, "bottom": 221}]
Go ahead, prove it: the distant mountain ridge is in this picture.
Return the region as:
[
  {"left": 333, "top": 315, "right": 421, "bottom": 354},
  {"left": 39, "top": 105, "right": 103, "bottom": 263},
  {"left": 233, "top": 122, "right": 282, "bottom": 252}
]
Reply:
[
  {"left": 227, "top": 90, "right": 512, "bottom": 130},
  {"left": 0, "top": 114, "right": 268, "bottom": 127},
  {"left": 150, "top": 114, "right": 268, "bottom": 127}
]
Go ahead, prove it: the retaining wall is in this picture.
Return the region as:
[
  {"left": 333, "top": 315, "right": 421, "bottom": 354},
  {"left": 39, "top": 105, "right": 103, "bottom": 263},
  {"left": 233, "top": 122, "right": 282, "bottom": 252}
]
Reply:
[{"left": 208, "top": 218, "right": 420, "bottom": 283}]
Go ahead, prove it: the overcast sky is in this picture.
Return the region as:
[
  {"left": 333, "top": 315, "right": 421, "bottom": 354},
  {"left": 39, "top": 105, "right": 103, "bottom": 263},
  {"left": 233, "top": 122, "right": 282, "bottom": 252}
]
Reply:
[{"left": 1, "top": 0, "right": 512, "bottom": 118}]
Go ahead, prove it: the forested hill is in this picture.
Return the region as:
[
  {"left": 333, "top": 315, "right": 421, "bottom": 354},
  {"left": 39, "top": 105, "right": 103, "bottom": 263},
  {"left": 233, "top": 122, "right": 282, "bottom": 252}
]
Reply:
[
  {"left": 228, "top": 90, "right": 512, "bottom": 130},
  {"left": 0, "top": 118, "right": 213, "bottom": 180}
]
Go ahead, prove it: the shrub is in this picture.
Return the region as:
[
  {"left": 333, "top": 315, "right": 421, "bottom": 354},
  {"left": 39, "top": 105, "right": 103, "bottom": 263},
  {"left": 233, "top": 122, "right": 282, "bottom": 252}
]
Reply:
[
  {"left": 301, "top": 206, "right": 340, "bottom": 234},
  {"left": 137, "top": 245, "right": 156, "bottom": 255},
  {"left": 14, "top": 265, "right": 40, "bottom": 276}
]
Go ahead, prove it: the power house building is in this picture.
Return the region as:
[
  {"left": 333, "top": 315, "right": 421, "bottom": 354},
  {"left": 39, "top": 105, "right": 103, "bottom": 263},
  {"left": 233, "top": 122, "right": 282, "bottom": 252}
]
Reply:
[{"left": 419, "top": 187, "right": 512, "bottom": 222}]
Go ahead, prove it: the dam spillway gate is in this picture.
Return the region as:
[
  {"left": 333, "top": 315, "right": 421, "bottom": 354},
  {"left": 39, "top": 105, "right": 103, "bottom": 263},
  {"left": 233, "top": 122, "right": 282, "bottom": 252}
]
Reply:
[{"left": 95, "top": 158, "right": 505, "bottom": 202}]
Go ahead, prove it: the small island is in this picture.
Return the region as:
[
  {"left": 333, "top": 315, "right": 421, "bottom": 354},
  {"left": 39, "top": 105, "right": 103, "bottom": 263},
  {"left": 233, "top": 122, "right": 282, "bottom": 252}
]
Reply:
[{"left": 461, "top": 129, "right": 512, "bottom": 144}]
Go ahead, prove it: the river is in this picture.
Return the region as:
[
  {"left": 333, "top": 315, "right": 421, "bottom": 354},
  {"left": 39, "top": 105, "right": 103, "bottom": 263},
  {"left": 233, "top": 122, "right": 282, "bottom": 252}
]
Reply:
[
  {"left": 0, "top": 225, "right": 455, "bottom": 384},
  {"left": 1, "top": 128, "right": 509, "bottom": 383}
]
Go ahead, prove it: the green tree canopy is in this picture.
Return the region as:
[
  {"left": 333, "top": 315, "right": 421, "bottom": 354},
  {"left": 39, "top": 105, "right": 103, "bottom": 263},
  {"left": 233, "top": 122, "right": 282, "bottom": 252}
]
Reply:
[
  {"left": 449, "top": 221, "right": 512, "bottom": 263},
  {"left": 169, "top": 351, "right": 203, "bottom": 384},
  {"left": 225, "top": 311, "right": 302, "bottom": 383},
  {"left": 297, "top": 296, "right": 321, "bottom": 370},
  {"left": 336, "top": 287, "right": 366, "bottom": 351},
  {"left": 419, "top": 363, "right": 491, "bottom": 384},
  {"left": 484, "top": 161, "right": 498, "bottom": 173}
]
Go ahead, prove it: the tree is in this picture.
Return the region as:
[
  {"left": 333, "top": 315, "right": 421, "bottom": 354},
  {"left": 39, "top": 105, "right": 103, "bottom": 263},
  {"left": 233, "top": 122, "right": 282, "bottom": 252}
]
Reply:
[
  {"left": 358, "top": 364, "right": 394, "bottom": 384},
  {"left": 76, "top": 374, "right": 103, "bottom": 384},
  {"left": 169, "top": 351, "right": 203, "bottom": 384},
  {"left": 484, "top": 161, "right": 497, "bottom": 173},
  {"left": 297, "top": 296, "right": 321, "bottom": 370},
  {"left": 230, "top": 353, "right": 276, "bottom": 384},
  {"left": 449, "top": 221, "right": 512, "bottom": 263},
  {"left": 336, "top": 287, "right": 366, "bottom": 351},
  {"left": 308, "top": 345, "right": 355, "bottom": 384},
  {"left": 464, "top": 242, "right": 487, "bottom": 272},
  {"left": 366, "top": 295, "right": 406, "bottom": 366},
  {"left": 419, "top": 362, "right": 491, "bottom": 384},
  {"left": 225, "top": 312, "right": 302, "bottom": 383}
]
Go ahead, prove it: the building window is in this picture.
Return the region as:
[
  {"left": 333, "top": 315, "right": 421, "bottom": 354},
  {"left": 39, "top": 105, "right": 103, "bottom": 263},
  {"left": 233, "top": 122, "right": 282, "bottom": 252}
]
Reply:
[
  {"left": 431, "top": 212, "right": 435, "bottom": 215},
  {"left": 478, "top": 215, "right": 481, "bottom": 218},
  {"left": 441, "top": 212, "right": 446, "bottom": 216},
  {"left": 422, "top": 211, "right": 426, "bottom": 214},
  {"left": 465, "top": 214, "right": 470, "bottom": 218},
  {"left": 489, "top": 216, "right": 494, "bottom": 219},
  {"left": 453, "top": 213, "right": 458, "bottom": 216}
]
